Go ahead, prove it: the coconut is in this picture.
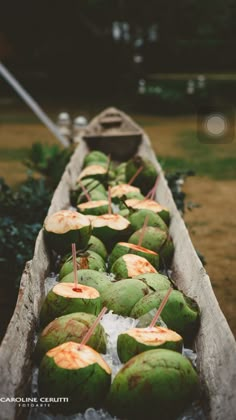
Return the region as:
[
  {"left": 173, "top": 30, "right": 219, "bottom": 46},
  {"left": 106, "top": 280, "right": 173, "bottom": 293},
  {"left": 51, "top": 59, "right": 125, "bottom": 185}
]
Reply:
[
  {"left": 125, "top": 198, "right": 170, "bottom": 225},
  {"left": 83, "top": 151, "right": 109, "bottom": 167},
  {"left": 134, "top": 272, "right": 171, "bottom": 292},
  {"left": 77, "top": 164, "right": 107, "bottom": 182},
  {"left": 108, "top": 349, "right": 199, "bottom": 419},
  {"left": 128, "top": 226, "right": 174, "bottom": 268},
  {"left": 125, "top": 156, "right": 158, "bottom": 194},
  {"left": 43, "top": 210, "right": 91, "bottom": 254},
  {"left": 110, "top": 184, "right": 142, "bottom": 203},
  {"left": 88, "top": 235, "right": 107, "bottom": 260},
  {"left": 59, "top": 250, "right": 106, "bottom": 280},
  {"left": 77, "top": 200, "right": 109, "bottom": 216},
  {"left": 117, "top": 326, "right": 183, "bottom": 363},
  {"left": 109, "top": 242, "right": 159, "bottom": 270},
  {"left": 60, "top": 270, "right": 112, "bottom": 294},
  {"left": 40, "top": 283, "right": 101, "bottom": 327},
  {"left": 115, "top": 162, "right": 127, "bottom": 176},
  {"left": 70, "top": 178, "right": 106, "bottom": 206},
  {"left": 129, "top": 209, "right": 168, "bottom": 232},
  {"left": 91, "top": 214, "right": 131, "bottom": 248},
  {"left": 130, "top": 289, "right": 200, "bottom": 342},
  {"left": 100, "top": 278, "right": 149, "bottom": 316},
  {"left": 118, "top": 208, "right": 130, "bottom": 218},
  {"left": 77, "top": 190, "right": 107, "bottom": 205},
  {"left": 38, "top": 342, "right": 111, "bottom": 414},
  {"left": 110, "top": 254, "right": 157, "bottom": 280},
  {"left": 34, "top": 312, "right": 107, "bottom": 363}
]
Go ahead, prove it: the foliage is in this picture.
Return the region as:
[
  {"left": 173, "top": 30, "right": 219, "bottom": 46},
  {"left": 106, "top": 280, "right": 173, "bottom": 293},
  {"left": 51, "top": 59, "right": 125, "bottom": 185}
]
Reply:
[
  {"left": 164, "top": 168, "right": 206, "bottom": 266},
  {"left": 0, "top": 177, "right": 52, "bottom": 287},
  {"left": 165, "top": 170, "right": 195, "bottom": 214},
  {"left": 24, "top": 143, "right": 73, "bottom": 188}
]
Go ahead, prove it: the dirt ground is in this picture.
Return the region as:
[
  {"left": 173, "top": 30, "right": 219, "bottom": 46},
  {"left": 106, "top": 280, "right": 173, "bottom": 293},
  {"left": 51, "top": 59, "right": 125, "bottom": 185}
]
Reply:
[
  {"left": 0, "top": 115, "right": 235, "bottom": 336},
  {"left": 184, "top": 177, "right": 236, "bottom": 334}
]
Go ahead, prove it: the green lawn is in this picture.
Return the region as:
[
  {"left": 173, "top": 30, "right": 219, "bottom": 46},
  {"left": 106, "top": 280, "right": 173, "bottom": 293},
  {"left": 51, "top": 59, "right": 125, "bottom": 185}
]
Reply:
[{"left": 160, "top": 130, "right": 236, "bottom": 180}]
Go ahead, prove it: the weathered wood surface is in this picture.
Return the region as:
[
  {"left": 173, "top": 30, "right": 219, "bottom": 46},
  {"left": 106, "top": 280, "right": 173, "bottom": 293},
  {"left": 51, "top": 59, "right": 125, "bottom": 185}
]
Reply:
[
  {"left": 0, "top": 108, "right": 235, "bottom": 420},
  {"left": 0, "top": 140, "right": 88, "bottom": 420}
]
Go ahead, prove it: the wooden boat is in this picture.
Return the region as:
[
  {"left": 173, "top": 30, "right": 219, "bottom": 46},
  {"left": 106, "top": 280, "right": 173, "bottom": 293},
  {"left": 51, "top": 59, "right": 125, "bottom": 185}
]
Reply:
[{"left": 0, "top": 107, "right": 235, "bottom": 420}]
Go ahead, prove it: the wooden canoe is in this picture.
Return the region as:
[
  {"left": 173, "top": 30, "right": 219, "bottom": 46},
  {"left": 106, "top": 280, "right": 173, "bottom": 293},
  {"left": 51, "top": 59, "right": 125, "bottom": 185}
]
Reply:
[{"left": 0, "top": 107, "right": 235, "bottom": 420}]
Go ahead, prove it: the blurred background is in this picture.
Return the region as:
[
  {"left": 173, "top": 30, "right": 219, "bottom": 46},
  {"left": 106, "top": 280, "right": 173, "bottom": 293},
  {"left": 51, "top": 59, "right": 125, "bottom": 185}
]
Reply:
[{"left": 0, "top": 0, "right": 236, "bottom": 339}]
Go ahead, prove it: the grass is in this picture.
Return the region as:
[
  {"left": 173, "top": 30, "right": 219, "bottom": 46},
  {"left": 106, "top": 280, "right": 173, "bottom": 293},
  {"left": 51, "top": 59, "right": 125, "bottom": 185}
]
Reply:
[
  {"left": 159, "top": 130, "right": 236, "bottom": 180},
  {"left": 0, "top": 148, "right": 29, "bottom": 161}
]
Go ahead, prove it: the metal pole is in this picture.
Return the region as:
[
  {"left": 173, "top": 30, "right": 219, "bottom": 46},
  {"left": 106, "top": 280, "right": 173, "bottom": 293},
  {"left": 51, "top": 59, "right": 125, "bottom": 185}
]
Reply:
[{"left": 0, "top": 61, "right": 69, "bottom": 147}]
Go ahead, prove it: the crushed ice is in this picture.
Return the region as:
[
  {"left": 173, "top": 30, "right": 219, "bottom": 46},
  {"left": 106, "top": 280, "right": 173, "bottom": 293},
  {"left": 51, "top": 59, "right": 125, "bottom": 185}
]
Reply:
[
  {"left": 44, "top": 273, "right": 59, "bottom": 294},
  {"left": 100, "top": 311, "right": 138, "bottom": 378}
]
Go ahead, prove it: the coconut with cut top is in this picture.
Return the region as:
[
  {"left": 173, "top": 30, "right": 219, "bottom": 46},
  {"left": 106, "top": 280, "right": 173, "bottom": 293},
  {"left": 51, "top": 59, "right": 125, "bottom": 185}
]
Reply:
[
  {"left": 125, "top": 198, "right": 170, "bottom": 225},
  {"left": 40, "top": 282, "right": 101, "bottom": 327},
  {"left": 38, "top": 342, "right": 111, "bottom": 414},
  {"left": 34, "top": 312, "right": 107, "bottom": 363},
  {"left": 61, "top": 269, "right": 112, "bottom": 294},
  {"left": 77, "top": 164, "right": 107, "bottom": 182},
  {"left": 109, "top": 242, "right": 159, "bottom": 270},
  {"left": 110, "top": 184, "right": 144, "bottom": 203},
  {"left": 130, "top": 289, "right": 200, "bottom": 343},
  {"left": 91, "top": 214, "right": 131, "bottom": 247},
  {"left": 77, "top": 200, "right": 109, "bottom": 216},
  {"left": 117, "top": 326, "right": 183, "bottom": 363},
  {"left": 110, "top": 254, "right": 157, "bottom": 280},
  {"left": 128, "top": 226, "right": 174, "bottom": 267},
  {"left": 59, "top": 250, "right": 106, "bottom": 280},
  {"left": 43, "top": 210, "right": 91, "bottom": 254},
  {"left": 125, "top": 155, "right": 158, "bottom": 194}
]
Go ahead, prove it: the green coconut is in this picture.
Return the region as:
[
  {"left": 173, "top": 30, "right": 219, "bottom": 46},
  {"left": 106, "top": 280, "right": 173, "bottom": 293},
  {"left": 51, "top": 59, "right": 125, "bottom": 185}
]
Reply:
[
  {"left": 34, "top": 312, "right": 107, "bottom": 363},
  {"left": 43, "top": 210, "right": 91, "bottom": 255},
  {"left": 59, "top": 250, "right": 106, "bottom": 280},
  {"left": 108, "top": 349, "right": 199, "bottom": 419},
  {"left": 70, "top": 178, "right": 106, "bottom": 206},
  {"left": 129, "top": 209, "right": 168, "bottom": 233},
  {"left": 125, "top": 198, "right": 170, "bottom": 225},
  {"left": 77, "top": 164, "right": 108, "bottom": 183},
  {"left": 100, "top": 278, "right": 149, "bottom": 316},
  {"left": 110, "top": 184, "right": 142, "bottom": 204},
  {"left": 116, "top": 173, "right": 126, "bottom": 184},
  {"left": 91, "top": 214, "right": 131, "bottom": 248},
  {"left": 77, "top": 190, "right": 107, "bottom": 205},
  {"left": 77, "top": 200, "right": 109, "bottom": 216},
  {"left": 38, "top": 342, "right": 111, "bottom": 414},
  {"left": 109, "top": 242, "right": 159, "bottom": 270},
  {"left": 136, "top": 310, "right": 167, "bottom": 328},
  {"left": 134, "top": 272, "right": 171, "bottom": 292},
  {"left": 128, "top": 226, "right": 174, "bottom": 267},
  {"left": 125, "top": 155, "right": 158, "bottom": 195},
  {"left": 60, "top": 269, "right": 112, "bottom": 294},
  {"left": 130, "top": 289, "right": 200, "bottom": 342},
  {"left": 40, "top": 282, "right": 101, "bottom": 327},
  {"left": 118, "top": 208, "right": 130, "bottom": 218},
  {"left": 116, "top": 162, "right": 127, "bottom": 176},
  {"left": 83, "top": 151, "right": 109, "bottom": 167},
  {"left": 110, "top": 254, "right": 157, "bottom": 280},
  {"left": 117, "top": 326, "right": 183, "bottom": 363},
  {"left": 88, "top": 235, "right": 108, "bottom": 260}
]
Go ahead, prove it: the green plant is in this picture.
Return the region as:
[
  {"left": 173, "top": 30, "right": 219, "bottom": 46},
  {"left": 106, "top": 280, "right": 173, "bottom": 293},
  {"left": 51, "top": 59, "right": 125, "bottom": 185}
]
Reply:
[
  {"left": 0, "top": 177, "right": 52, "bottom": 287},
  {"left": 24, "top": 143, "right": 73, "bottom": 188}
]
